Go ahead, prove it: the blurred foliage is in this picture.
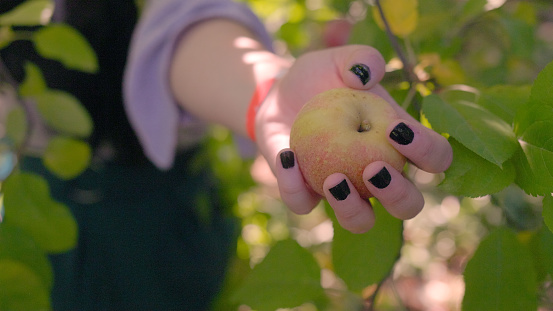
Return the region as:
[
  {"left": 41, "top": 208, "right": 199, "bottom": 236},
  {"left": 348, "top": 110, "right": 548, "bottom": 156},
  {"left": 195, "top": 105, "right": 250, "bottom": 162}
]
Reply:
[
  {"left": 1, "top": 0, "right": 553, "bottom": 310},
  {"left": 229, "top": 0, "right": 553, "bottom": 310}
]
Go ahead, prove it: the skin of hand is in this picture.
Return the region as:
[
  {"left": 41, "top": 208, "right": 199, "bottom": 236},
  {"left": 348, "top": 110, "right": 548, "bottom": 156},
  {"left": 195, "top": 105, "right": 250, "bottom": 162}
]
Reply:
[
  {"left": 256, "top": 47, "right": 453, "bottom": 233},
  {"left": 170, "top": 19, "right": 453, "bottom": 234}
]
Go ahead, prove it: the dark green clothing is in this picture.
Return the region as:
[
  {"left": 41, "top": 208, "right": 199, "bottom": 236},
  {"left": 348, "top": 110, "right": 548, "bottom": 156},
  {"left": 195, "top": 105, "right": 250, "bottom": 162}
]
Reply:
[{"left": 22, "top": 149, "right": 238, "bottom": 311}]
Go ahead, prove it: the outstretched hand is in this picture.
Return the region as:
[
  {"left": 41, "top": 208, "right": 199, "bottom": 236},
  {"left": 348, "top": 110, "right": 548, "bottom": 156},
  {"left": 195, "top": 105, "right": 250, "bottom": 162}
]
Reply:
[{"left": 254, "top": 45, "right": 452, "bottom": 233}]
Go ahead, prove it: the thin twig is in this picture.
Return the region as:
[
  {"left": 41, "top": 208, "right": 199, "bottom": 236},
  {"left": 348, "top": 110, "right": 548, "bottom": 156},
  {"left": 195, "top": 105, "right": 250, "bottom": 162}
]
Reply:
[
  {"left": 373, "top": 0, "right": 421, "bottom": 112},
  {"left": 374, "top": 0, "right": 416, "bottom": 83}
]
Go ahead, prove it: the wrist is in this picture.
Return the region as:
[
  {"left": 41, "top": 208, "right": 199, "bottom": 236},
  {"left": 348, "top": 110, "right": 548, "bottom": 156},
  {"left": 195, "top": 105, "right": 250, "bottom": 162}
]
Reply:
[{"left": 246, "top": 78, "right": 277, "bottom": 141}]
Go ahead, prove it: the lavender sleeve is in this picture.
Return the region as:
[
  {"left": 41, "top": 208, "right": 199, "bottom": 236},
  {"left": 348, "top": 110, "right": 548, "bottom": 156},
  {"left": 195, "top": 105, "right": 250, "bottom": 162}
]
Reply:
[{"left": 123, "top": 0, "right": 273, "bottom": 169}]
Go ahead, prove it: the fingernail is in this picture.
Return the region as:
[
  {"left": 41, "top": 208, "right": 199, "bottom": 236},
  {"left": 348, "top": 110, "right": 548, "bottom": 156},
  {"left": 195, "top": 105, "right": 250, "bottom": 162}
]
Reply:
[
  {"left": 349, "top": 63, "right": 371, "bottom": 85},
  {"left": 369, "top": 167, "right": 391, "bottom": 189},
  {"left": 390, "top": 122, "right": 414, "bottom": 145},
  {"left": 280, "top": 151, "right": 295, "bottom": 169},
  {"left": 329, "top": 179, "right": 350, "bottom": 201}
]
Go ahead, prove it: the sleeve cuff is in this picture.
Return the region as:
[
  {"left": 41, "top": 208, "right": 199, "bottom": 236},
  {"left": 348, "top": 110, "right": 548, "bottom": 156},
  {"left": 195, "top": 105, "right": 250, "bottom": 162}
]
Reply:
[{"left": 123, "top": 0, "right": 273, "bottom": 169}]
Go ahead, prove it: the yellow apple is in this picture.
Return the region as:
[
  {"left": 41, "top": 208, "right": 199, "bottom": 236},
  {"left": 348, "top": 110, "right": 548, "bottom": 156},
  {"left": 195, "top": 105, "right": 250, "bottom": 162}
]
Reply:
[{"left": 290, "top": 88, "right": 406, "bottom": 199}]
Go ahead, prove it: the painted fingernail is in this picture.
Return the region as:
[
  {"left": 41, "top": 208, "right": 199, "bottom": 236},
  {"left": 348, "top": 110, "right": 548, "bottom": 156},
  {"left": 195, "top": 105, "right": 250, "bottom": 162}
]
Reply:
[
  {"left": 390, "top": 122, "right": 414, "bottom": 145},
  {"left": 329, "top": 179, "right": 350, "bottom": 201},
  {"left": 369, "top": 167, "right": 391, "bottom": 189},
  {"left": 349, "top": 63, "right": 371, "bottom": 85},
  {"left": 280, "top": 151, "right": 295, "bottom": 169}
]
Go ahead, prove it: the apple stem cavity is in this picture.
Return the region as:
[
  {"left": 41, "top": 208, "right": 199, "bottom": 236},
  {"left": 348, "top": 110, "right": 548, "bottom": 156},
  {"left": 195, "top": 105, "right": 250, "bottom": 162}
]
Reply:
[{"left": 358, "top": 119, "right": 371, "bottom": 133}]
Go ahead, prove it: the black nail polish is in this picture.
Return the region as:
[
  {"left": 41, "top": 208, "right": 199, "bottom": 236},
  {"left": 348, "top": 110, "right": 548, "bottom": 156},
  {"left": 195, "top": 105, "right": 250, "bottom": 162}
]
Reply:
[
  {"left": 390, "top": 122, "right": 414, "bottom": 145},
  {"left": 369, "top": 167, "right": 391, "bottom": 189},
  {"left": 349, "top": 64, "right": 371, "bottom": 85},
  {"left": 280, "top": 151, "right": 295, "bottom": 169},
  {"left": 329, "top": 179, "right": 350, "bottom": 201}
]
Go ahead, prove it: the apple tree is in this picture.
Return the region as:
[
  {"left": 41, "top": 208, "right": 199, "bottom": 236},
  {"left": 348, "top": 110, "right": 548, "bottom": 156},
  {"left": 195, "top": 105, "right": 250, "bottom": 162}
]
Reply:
[
  {"left": 1, "top": 0, "right": 552, "bottom": 311},
  {"left": 226, "top": 0, "right": 553, "bottom": 310}
]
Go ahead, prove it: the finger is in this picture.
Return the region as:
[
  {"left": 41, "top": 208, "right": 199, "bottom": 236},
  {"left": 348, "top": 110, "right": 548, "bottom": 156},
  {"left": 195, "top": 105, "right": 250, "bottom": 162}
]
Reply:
[
  {"left": 335, "top": 45, "right": 386, "bottom": 90},
  {"left": 275, "top": 149, "right": 321, "bottom": 215},
  {"left": 364, "top": 162, "right": 424, "bottom": 220},
  {"left": 387, "top": 120, "right": 453, "bottom": 173},
  {"left": 323, "top": 173, "right": 375, "bottom": 234}
]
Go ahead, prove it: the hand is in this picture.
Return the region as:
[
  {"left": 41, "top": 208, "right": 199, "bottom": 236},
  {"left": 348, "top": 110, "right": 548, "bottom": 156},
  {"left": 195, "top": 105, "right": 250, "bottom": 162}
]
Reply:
[{"left": 255, "top": 45, "right": 453, "bottom": 234}]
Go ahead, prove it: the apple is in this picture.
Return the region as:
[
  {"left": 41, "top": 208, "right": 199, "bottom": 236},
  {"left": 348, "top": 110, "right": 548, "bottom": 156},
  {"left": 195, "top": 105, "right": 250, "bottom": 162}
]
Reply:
[{"left": 290, "top": 88, "right": 406, "bottom": 199}]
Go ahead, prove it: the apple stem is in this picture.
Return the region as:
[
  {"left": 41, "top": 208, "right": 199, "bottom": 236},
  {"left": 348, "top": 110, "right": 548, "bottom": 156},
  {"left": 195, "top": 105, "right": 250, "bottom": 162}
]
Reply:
[{"left": 358, "top": 119, "right": 371, "bottom": 132}]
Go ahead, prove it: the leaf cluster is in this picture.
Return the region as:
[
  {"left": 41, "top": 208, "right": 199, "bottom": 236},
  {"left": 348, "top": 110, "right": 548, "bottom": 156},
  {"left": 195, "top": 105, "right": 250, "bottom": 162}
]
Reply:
[{"left": 0, "top": 1, "right": 98, "bottom": 309}]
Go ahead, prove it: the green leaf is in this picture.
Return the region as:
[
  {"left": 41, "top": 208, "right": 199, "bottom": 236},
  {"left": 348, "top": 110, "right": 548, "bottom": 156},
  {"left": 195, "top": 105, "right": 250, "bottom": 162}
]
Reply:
[
  {"left": 510, "top": 62, "right": 553, "bottom": 196},
  {"left": 19, "top": 62, "right": 47, "bottom": 97},
  {"left": 544, "top": 194, "right": 553, "bottom": 234},
  {"left": 422, "top": 94, "right": 518, "bottom": 167},
  {"left": 372, "top": 0, "right": 418, "bottom": 37},
  {"left": 462, "top": 227, "right": 538, "bottom": 311},
  {"left": 461, "top": 0, "right": 487, "bottom": 19},
  {"left": 232, "top": 239, "right": 324, "bottom": 311},
  {"left": 0, "top": 259, "right": 51, "bottom": 311},
  {"left": 440, "top": 139, "right": 515, "bottom": 197},
  {"left": 0, "top": 0, "right": 53, "bottom": 26},
  {"left": 0, "top": 26, "right": 15, "bottom": 49},
  {"left": 514, "top": 102, "right": 553, "bottom": 143},
  {"left": 5, "top": 105, "right": 28, "bottom": 148},
  {"left": 3, "top": 172, "right": 78, "bottom": 252},
  {"left": 538, "top": 225, "right": 553, "bottom": 278},
  {"left": 43, "top": 136, "right": 91, "bottom": 180},
  {"left": 511, "top": 136, "right": 553, "bottom": 196},
  {"left": 33, "top": 23, "right": 98, "bottom": 73},
  {"left": 0, "top": 223, "right": 53, "bottom": 290},
  {"left": 330, "top": 200, "right": 403, "bottom": 291},
  {"left": 477, "top": 85, "right": 531, "bottom": 125},
  {"left": 34, "top": 89, "right": 93, "bottom": 138},
  {"left": 528, "top": 60, "right": 553, "bottom": 108}
]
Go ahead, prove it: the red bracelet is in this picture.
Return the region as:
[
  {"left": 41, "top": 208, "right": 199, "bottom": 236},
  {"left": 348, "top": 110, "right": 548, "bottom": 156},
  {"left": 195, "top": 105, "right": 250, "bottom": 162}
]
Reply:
[{"left": 246, "top": 78, "right": 276, "bottom": 141}]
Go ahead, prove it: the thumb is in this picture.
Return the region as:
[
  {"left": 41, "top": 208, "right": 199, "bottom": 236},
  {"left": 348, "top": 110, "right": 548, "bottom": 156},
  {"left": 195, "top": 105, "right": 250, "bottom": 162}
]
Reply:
[{"left": 333, "top": 45, "right": 386, "bottom": 90}]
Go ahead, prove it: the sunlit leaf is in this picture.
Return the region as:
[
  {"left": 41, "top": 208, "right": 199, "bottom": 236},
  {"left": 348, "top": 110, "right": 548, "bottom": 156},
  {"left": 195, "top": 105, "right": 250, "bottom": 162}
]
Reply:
[
  {"left": 0, "top": 0, "right": 53, "bottom": 26},
  {"left": 510, "top": 62, "right": 553, "bottom": 196},
  {"left": 477, "top": 85, "right": 531, "bottom": 125},
  {"left": 33, "top": 23, "right": 98, "bottom": 73},
  {"left": 34, "top": 89, "right": 93, "bottom": 138},
  {"left": 231, "top": 239, "right": 324, "bottom": 311},
  {"left": 0, "top": 223, "right": 53, "bottom": 290},
  {"left": 544, "top": 194, "right": 553, "bottom": 234},
  {"left": 512, "top": 140, "right": 553, "bottom": 197},
  {"left": 3, "top": 172, "right": 78, "bottom": 252},
  {"left": 372, "top": 0, "right": 418, "bottom": 37},
  {"left": 330, "top": 200, "right": 403, "bottom": 291},
  {"left": 462, "top": 227, "right": 537, "bottom": 311},
  {"left": 0, "top": 259, "right": 51, "bottom": 311},
  {"left": 440, "top": 139, "right": 515, "bottom": 197},
  {"left": 19, "top": 62, "right": 47, "bottom": 97},
  {"left": 43, "top": 136, "right": 91, "bottom": 180},
  {"left": 423, "top": 94, "right": 518, "bottom": 167},
  {"left": 511, "top": 103, "right": 553, "bottom": 196}
]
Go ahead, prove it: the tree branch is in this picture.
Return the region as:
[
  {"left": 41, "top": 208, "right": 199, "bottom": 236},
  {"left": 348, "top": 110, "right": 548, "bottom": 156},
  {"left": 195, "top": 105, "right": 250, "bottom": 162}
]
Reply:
[{"left": 373, "top": 0, "right": 418, "bottom": 85}]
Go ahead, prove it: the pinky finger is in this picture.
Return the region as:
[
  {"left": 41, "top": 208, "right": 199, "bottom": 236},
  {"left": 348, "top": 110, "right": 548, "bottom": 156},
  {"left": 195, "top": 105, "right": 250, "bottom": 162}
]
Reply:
[{"left": 276, "top": 149, "right": 321, "bottom": 215}]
